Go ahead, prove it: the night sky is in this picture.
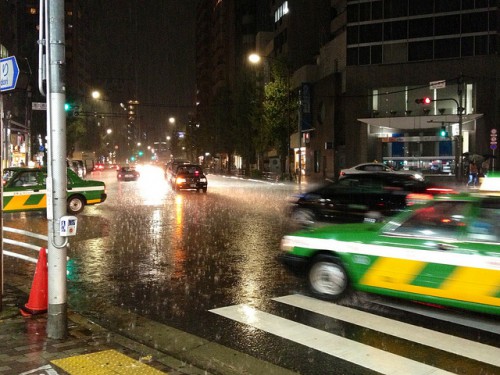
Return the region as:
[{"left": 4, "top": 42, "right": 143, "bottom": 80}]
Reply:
[{"left": 88, "top": 0, "right": 198, "bottom": 140}]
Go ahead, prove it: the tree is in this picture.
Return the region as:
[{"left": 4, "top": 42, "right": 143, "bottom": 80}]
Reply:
[
  {"left": 66, "top": 115, "right": 88, "bottom": 157},
  {"left": 262, "top": 63, "right": 297, "bottom": 176}
]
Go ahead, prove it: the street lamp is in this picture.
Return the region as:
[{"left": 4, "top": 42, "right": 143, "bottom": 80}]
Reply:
[
  {"left": 91, "top": 90, "right": 101, "bottom": 100},
  {"left": 248, "top": 52, "right": 293, "bottom": 181}
]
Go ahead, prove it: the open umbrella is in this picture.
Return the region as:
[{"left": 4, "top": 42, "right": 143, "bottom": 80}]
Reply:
[{"left": 471, "top": 154, "right": 484, "bottom": 163}]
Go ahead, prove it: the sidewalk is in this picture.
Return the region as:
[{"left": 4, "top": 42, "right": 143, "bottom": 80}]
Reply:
[
  {"left": 0, "top": 283, "right": 208, "bottom": 375},
  {"left": 1, "top": 280, "right": 298, "bottom": 375}
]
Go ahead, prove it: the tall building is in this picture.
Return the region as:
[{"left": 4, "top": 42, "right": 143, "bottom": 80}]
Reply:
[
  {"left": 298, "top": 0, "right": 499, "bottom": 181},
  {"left": 195, "top": 0, "right": 272, "bottom": 170},
  {"left": 195, "top": 0, "right": 499, "bottom": 181},
  {"left": 0, "top": 0, "right": 95, "bottom": 166}
]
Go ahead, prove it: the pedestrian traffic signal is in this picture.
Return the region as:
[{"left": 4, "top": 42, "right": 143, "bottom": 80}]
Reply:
[{"left": 415, "top": 97, "right": 432, "bottom": 104}]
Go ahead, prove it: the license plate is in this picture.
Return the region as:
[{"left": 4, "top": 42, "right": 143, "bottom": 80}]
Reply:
[
  {"left": 125, "top": 174, "right": 134, "bottom": 178},
  {"left": 190, "top": 184, "right": 197, "bottom": 187}
]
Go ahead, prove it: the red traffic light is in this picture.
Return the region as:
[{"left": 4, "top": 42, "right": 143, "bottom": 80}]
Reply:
[{"left": 415, "top": 97, "right": 432, "bottom": 104}]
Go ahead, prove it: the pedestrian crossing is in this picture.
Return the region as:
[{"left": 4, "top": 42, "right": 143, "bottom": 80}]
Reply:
[{"left": 209, "top": 294, "right": 500, "bottom": 375}]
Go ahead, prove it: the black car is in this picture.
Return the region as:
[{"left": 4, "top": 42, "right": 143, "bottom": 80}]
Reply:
[
  {"left": 165, "top": 159, "right": 191, "bottom": 180},
  {"left": 171, "top": 164, "right": 207, "bottom": 192},
  {"left": 117, "top": 166, "right": 140, "bottom": 181},
  {"left": 289, "top": 172, "right": 454, "bottom": 227}
]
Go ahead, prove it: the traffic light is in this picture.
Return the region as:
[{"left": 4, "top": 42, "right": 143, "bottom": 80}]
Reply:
[
  {"left": 415, "top": 97, "right": 432, "bottom": 104},
  {"left": 138, "top": 151, "right": 144, "bottom": 157},
  {"left": 439, "top": 125, "right": 448, "bottom": 137},
  {"left": 64, "top": 103, "right": 80, "bottom": 116}
]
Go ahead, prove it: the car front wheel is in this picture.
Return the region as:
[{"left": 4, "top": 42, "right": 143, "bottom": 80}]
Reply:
[
  {"left": 67, "top": 195, "right": 85, "bottom": 214},
  {"left": 308, "top": 255, "right": 349, "bottom": 301}
]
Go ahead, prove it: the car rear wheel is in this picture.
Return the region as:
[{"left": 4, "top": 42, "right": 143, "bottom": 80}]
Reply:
[
  {"left": 291, "top": 208, "right": 315, "bottom": 226},
  {"left": 308, "top": 255, "right": 349, "bottom": 301},
  {"left": 67, "top": 195, "right": 85, "bottom": 214}
]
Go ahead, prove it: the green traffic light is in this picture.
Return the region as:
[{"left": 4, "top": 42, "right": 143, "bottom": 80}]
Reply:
[{"left": 64, "top": 103, "right": 71, "bottom": 111}]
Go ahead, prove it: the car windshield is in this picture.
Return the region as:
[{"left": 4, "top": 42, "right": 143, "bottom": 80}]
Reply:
[{"left": 383, "top": 200, "right": 470, "bottom": 238}]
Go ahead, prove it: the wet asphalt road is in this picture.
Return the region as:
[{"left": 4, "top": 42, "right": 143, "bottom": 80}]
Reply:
[{"left": 3, "top": 166, "right": 499, "bottom": 374}]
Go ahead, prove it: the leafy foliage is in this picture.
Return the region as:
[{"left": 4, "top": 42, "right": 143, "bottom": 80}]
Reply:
[
  {"left": 262, "top": 62, "right": 298, "bottom": 171},
  {"left": 66, "top": 116, "right": 87, "bottom": 157}
]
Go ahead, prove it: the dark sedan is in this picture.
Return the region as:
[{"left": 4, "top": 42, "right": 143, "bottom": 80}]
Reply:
[
  {"left": 117, "top": 166, "right": 140, "bottom": 181},
  {"left": 171, "top": 164, "right": 207, "bottom": 193},
  {"left": 290, "top": 172, "right": 454, "bottom": 227}
]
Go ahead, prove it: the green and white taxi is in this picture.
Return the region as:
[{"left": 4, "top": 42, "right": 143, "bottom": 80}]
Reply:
[
  {"left": 2, "top": 167, "right": 107, "bottom": 215},
  {"left": 279, "top": 193, "right": 500, "bottom": 315}
]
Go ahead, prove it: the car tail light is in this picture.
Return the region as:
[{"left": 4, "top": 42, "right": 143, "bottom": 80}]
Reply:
[
  {"left": 425, "top": 187, "right": 457, "bottom": 194},
  {"left": 195, "top": 170, "right": 200, "bottom": 176},
  {"left": 406, "top": 193, "right": 434, "bottom": 206},
  {"left": 176, "top": 177, "right": 186, "bottom": 184}
]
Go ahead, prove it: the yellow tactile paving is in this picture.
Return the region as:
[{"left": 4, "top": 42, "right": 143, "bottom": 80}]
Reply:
[{"left": 51, "top": 349, "right": 166, "bottom": 374}]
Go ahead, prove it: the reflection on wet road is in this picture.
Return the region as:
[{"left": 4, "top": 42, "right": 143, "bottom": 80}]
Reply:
[{"left": 3, "top": 167, "right": 498, "bottom": 374}]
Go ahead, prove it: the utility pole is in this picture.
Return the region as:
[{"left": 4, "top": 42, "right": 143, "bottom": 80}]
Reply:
[
  {"left": 457, "top": 75, "right": 464, "bottom": 182},
  {"left": 41, "top": 0, "right": 68, "bottom": 339}
]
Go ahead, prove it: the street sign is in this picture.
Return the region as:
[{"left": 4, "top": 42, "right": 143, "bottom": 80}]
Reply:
[
  {"left": 429, "top": 80, "right": 446, "bottom": 90},
  {"left": 0, "top": 56, "right": 20, "bottom": 92},
  {"left": 490, "top": 129, "right": 497, "bottom": 150},
  {"left": 32, "top": 102, "right": 47, "bottom": 110}
]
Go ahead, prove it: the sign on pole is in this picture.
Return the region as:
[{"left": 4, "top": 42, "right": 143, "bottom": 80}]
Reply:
[
  {"left": 490, "top": 129, "right": 497, "bottom": 150},
  {"left": 0, "top": 56, "right": 20, "bottom": 92},
  {"left": 429, "top": 80, "right": 446, "bottom": 90},
  {"left": 32, "top": 102, "right": 47, "bottom": 111}
]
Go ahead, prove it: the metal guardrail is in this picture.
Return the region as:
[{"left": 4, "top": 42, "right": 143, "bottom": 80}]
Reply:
[{"left": 2, "top": 227, "right": 48, "bottom": 264}]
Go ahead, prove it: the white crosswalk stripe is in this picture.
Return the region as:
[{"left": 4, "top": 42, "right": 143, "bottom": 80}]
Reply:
[
  {"left": 211, "top": 304, "right": 453, "bottom": 374},
  {"left": 273, "top": 294, "right": 500, "bottom": 367},
  {"left": 210, "top": 294, "right": 500, "bottom": 375}
]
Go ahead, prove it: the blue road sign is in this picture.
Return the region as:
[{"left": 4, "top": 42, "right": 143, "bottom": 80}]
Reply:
[{"left": 0, "top": 56, "right": 20, "bottom": 92}]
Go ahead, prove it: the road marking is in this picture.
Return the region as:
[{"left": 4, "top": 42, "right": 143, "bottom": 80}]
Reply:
[
  {"left": 210, "top": 304, "right": 454, "bottom": 375},
  {"left": 273, "top": 294, "right": 500, "bottom": 367},
  {"left": 371, "top": 298, "right": 500, "bottom": 335}
]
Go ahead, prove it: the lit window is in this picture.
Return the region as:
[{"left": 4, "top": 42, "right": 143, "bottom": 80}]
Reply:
[{"left": 275, "top": 1, "right": 289, "bottom": 23}]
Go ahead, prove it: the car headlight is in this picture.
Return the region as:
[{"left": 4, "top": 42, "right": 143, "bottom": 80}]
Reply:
[
  {"left": 280, "top": 236, "right": 295, "bottom": 252},
  {"left": 176, "top": 177, "right": 186, "bottom": 184},
  {"left": 200, "top": 177, "right": 207, "bottom": 182}
]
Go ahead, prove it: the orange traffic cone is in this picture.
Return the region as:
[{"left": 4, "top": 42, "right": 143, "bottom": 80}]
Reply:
[{"left": 20, "top": 247, "right": 48, "bottom": 317}]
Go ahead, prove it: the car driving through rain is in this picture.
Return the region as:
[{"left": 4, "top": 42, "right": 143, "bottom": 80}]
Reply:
[
  {"left": 280, "top": 192, "right": 500, "bottom": 316},
  {"left": 289, "top": 172, "right": 455, "bottom": 227},
  {"left": 117, "top": 166, "right": 140, "bottom": 181},
  {"left": 2, "top": 167, "right": 107, "bottom": 214}
]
